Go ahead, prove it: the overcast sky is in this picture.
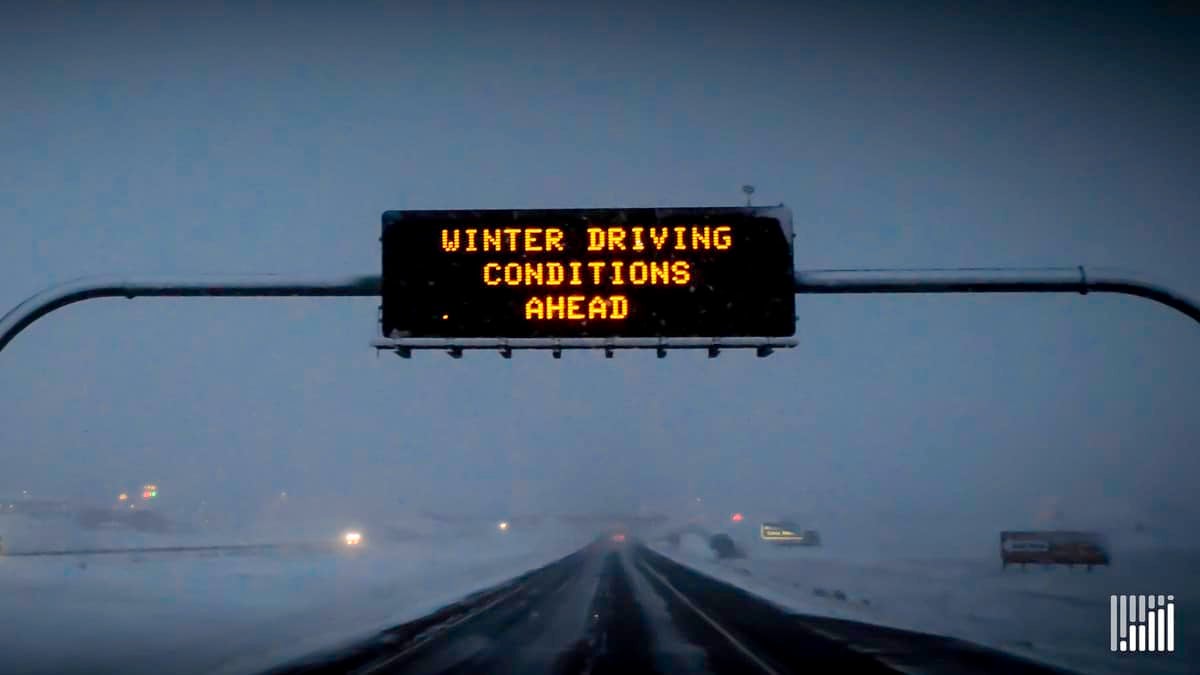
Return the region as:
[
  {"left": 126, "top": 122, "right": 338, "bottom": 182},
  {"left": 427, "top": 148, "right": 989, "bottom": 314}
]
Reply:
[{"left": 1, "top": 2, "right": 1197, "bottom": 544}]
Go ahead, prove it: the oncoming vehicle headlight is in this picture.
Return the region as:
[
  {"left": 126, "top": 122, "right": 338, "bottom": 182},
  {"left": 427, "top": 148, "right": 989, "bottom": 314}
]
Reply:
[{"left": 343, "top": 531, "right": 363, "bottom": 547}]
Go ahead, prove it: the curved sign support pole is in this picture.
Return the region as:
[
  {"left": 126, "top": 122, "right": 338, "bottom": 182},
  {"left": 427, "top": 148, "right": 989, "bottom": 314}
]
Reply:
[
  {"left": 793, "top": 267, "right": 1200, "bottom": 327},
  {"left": 0, "top": 275, "right": 382, "bottom": 356}
]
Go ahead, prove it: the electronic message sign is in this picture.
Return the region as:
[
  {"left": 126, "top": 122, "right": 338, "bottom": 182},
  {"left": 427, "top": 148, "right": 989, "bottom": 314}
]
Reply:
[
  {"left": 380, "top": 207, "right": 795, "bottom": 343},
  {"left": 761, "top": 522, "right": 821, "bottom": 546}
]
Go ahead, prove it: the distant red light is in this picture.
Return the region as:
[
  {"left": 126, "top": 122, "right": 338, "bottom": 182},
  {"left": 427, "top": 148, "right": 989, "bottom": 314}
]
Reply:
[
  {"left": 731, "top": 512, "right": 744, "bottom": 522},
  {"left": 612, "top": 533, "right": 626, "bottom": 542}
]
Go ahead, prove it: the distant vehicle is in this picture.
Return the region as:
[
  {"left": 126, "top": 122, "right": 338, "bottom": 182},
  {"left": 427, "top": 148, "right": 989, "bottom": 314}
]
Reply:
[
  {"left": 1000, "top": 530, "right": 1110, "bottom": 569},
  {"left": 760, "top": 521, "right": 821, "bottom": 547},
  {"left": 710, "top": 533, "right": 745, "bottom": 559}
]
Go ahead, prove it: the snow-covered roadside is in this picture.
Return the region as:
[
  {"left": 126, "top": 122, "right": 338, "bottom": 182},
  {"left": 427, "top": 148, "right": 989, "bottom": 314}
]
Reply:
[
  {"left": 649, "top": 535, "right": 1199, "bottom": 675},
  {"left": 0, "top": 528, "right": 592, "bottom": 675}
]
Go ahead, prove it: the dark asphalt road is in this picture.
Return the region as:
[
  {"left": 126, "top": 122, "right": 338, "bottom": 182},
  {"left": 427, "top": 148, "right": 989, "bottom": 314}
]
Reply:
[{"left": 266, "top": 538, "right": 1077, "bottom": 675}]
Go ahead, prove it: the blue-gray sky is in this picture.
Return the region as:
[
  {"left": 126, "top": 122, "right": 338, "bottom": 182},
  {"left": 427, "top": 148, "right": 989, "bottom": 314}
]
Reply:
[{"left": 2, "top": 2, "right": 1197, "bottom": 540}]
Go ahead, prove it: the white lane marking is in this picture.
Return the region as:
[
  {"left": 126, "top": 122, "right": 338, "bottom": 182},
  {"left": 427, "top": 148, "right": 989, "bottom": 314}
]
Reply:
[
  {"left": 800, "top": 624, "right": 846, "bottom": 642},
  {"left": 354, "top": 581, "right": 529, "bottom": 675},
  {"left": 637, "top": 560, "right": 781, "bottom": 675},
  {"left": 359, "top": 556, "right": 598, "bottom": 675},
  {"left": 552, "top": 575, "right": 574, "bottom": 597},
  {"left": 795, "top": 624, "right": 925, "bottom": 675}
]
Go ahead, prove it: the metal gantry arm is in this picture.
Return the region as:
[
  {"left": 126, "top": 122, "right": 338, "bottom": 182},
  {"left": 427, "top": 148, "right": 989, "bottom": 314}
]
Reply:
[
  {"left": 1, "top": 266, "right": 1198, "bottom": 360},
  {"left": 0, "top": 274, "right": 381, "bottom": 355},
  {"left": 792, "top": 266, "right": 1200, "bottom": 327}
]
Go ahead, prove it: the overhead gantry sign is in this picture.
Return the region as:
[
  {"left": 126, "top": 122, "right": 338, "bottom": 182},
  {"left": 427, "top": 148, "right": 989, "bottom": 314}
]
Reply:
[
  {"left": 376, "top": 206, "right": 798, "bottom": 356},
  {"left": 2, "top": 202, "right": 1199, "bottom": 362}
]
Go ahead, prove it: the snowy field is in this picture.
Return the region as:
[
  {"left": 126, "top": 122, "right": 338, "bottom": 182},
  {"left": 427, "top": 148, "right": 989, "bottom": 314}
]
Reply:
[
  {"left": 652, "top": 533, "right": 1199, "bottom": 675},
  {"left": 0, "top": 518, "right": 593, "bottom": 675},
  {"left": 5, "top": 507, "right": 1195, "bottom": 675}
]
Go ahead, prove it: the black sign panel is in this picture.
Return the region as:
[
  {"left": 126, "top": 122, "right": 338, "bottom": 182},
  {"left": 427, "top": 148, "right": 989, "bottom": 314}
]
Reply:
[
  {"left": 761, "top": 522, "right": 821, "bottom": 546},
  {"left": 380, "top": 207, "right": 795, "bottom": 340}
]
